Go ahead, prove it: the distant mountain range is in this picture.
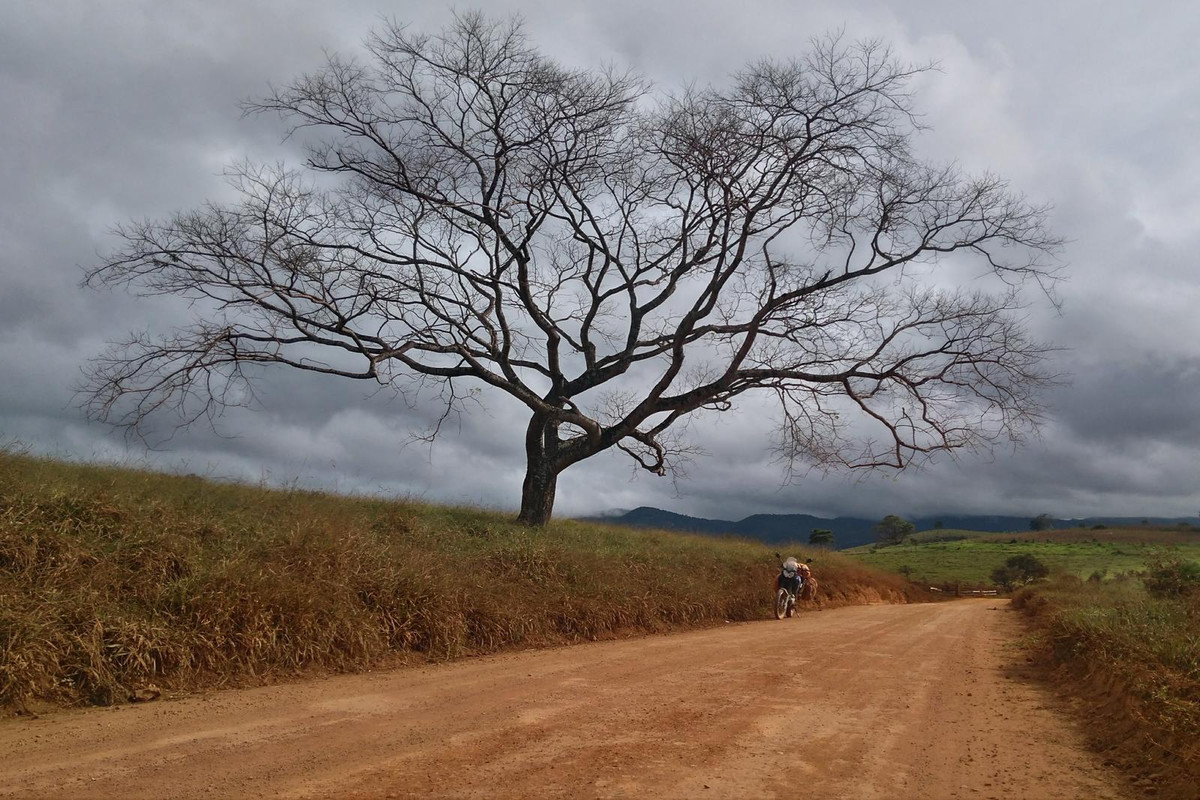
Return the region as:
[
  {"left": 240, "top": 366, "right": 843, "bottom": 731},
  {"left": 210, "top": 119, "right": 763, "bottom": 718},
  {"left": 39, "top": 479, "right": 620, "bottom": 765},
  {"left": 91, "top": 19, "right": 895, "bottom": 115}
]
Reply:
[{"left": 582, "top": 507, "right": 1199, "bottom": 550}]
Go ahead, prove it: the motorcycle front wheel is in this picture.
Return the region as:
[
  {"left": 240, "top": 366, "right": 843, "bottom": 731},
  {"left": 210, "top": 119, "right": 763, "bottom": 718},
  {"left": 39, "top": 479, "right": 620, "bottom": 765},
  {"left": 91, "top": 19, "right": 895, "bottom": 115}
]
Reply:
[{"left": 774, "top": 588, "right": 790, "bottom": 620}]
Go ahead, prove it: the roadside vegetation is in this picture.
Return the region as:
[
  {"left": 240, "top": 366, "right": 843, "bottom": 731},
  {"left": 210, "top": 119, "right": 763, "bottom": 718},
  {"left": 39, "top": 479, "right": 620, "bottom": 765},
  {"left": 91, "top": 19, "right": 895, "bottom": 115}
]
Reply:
[
  {"left": 0, "top": 450, "right": 925, "bottom": 712},
  {"left": 1013, "top": 556, "right": 1200, "bottom": 795}
]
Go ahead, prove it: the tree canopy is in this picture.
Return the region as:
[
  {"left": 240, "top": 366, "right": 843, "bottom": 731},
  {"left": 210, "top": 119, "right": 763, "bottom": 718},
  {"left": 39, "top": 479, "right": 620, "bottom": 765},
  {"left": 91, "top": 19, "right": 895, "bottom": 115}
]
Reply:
[
  {"left": 1029, "top": 513, "right": 1055, "bottom": 531},
  {"left": 991, "top": 554, "right": 1049, "bottom": 590},
  {"left": 874, "top": 515, "right": 916, "bottom": 546},
  {"left": 83, "top": 13, "right": 1061, "bottom": 524}
]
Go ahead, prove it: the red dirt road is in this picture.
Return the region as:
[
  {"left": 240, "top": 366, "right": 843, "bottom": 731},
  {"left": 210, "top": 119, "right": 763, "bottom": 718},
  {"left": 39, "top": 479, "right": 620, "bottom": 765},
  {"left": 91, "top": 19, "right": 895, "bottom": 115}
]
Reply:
[{"left": 0, "top": 600, "right": 1130, "bottom": 799}]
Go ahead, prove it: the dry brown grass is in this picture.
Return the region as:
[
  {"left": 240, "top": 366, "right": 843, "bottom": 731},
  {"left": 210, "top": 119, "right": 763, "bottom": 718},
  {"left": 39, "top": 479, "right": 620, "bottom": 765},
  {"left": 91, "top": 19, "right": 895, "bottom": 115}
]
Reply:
[{"left": 0, "top": 450, "right": 927, "bottom": 712}]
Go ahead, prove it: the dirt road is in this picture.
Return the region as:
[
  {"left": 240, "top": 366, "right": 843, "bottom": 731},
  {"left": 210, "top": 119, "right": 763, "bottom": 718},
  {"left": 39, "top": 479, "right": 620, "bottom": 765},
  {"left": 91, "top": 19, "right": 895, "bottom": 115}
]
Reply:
[{"left": 0, "top": 600, "right": 1129, "bottom": 799}]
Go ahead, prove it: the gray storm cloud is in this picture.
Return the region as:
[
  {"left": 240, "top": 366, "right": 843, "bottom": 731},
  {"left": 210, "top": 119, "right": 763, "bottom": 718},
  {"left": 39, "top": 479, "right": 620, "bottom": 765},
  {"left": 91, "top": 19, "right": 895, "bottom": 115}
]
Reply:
[{"left": 2, "top": 0, "right": 1198, "bottom": 520}]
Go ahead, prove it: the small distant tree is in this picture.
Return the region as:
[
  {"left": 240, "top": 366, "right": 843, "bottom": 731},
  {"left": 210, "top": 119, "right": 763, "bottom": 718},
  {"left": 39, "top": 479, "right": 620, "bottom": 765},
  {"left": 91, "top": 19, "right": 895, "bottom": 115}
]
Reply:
[
  {"left": 991, "top": 553, "right": 1049, "bottom": 590},
  {"left": 933, "top": 520, "right": 944, "bottom": 530},
  {"left": 1029, "top": 513, "right": 1054, "bottom": 531},
  {"left": 809, "top": 529, "right": 834, "bottom": 546},
  {"left": 874, "top": 515, "right": 916, "bottom": 546},
  {"left": 898, "top": 565, "right": 914, "bottom": 578}
]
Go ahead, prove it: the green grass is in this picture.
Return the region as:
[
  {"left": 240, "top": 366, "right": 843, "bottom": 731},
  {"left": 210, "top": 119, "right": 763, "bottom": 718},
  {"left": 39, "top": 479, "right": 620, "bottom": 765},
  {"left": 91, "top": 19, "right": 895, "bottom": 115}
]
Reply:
[
  {"left": 0, "top": 449, "right": 924, "bottom": 711},
  {"left": 843, "top": 536, "right": 1200, "bottom": 586},
  {"left": 1013, "top": 576, "right": 1200, "bottom": 790}
]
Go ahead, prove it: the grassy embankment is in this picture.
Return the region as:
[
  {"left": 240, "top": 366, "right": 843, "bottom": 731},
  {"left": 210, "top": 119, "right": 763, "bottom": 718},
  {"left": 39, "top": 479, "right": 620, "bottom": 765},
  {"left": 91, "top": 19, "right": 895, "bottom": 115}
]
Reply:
[
  {"left": 844, "top": 529, "right": 1200, "bottom": 586},
  {"left": 1013, "top": 574, "right": 1200, "bottom": 796},
  {"left": 0, "top": 450, "right": 923, "bottom": 712}
]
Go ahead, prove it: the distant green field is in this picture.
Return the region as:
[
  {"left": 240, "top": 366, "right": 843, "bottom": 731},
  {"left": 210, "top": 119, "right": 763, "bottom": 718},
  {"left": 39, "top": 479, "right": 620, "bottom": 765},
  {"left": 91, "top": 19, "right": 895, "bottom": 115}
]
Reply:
[{"left": 844, "top": 534, "right": 1200, "bottom": 586}]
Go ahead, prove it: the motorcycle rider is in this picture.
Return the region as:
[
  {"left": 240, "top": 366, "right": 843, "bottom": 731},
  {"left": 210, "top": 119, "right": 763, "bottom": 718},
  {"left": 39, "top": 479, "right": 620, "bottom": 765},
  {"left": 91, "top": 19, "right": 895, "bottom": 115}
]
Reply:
[{"left": 779, "top": 556, "right": 804, "bottom": 596}]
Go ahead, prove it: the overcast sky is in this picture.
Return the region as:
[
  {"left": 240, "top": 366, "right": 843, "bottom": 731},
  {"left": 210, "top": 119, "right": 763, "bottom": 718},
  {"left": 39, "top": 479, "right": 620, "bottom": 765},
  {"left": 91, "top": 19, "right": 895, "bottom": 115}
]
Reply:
[{"left": 2, "top": 0, "right": 1199, "bottom": 521}]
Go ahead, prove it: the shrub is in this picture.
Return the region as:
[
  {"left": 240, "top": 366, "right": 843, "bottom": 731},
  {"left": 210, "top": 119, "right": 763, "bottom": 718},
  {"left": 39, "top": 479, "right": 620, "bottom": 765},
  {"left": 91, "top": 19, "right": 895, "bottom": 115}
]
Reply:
[
  {"left": 991, "top": 553, "right": 1049, "bottom": 590},
  {"left": 1142, "top": 549, "right": 1200, "bottom": 598}
]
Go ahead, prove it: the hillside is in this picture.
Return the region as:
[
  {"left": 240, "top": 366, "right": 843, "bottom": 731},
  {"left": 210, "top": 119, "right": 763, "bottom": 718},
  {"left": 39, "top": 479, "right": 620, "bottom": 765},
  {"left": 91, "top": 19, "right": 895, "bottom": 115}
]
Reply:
[
  {"left": 589, "top": 507, "right": 1198, "bottom": 550},
  {"left": 0, "top": 450, "right": 925, "bottom": 711}
]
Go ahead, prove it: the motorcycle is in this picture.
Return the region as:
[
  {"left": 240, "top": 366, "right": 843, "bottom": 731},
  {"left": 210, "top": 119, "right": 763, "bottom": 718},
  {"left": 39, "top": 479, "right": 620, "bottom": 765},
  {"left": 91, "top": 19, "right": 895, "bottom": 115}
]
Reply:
[{"left": 773, "top": 552, "right": 804, "bottom": 620}]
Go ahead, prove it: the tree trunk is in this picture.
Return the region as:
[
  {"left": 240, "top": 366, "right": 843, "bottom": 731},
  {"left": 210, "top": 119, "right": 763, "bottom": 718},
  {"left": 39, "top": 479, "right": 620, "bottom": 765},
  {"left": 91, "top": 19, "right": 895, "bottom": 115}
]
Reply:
[{"left": 516, "top": 413, "right": 560, "bottom": 526}]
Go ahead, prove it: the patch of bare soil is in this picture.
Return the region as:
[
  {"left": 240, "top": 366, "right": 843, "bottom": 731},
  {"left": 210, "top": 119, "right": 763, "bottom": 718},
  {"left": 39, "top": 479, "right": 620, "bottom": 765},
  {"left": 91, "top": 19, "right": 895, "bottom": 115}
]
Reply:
[{"left": 0, "top": 600, "right": 1134, "bottom": 799}]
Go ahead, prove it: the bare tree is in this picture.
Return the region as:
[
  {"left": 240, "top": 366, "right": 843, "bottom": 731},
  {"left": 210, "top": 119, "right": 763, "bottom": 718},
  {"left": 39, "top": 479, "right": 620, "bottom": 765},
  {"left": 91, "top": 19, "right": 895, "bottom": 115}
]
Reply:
[{"left": 83, "top": 14, "right": 1060, "bottom": 525}]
